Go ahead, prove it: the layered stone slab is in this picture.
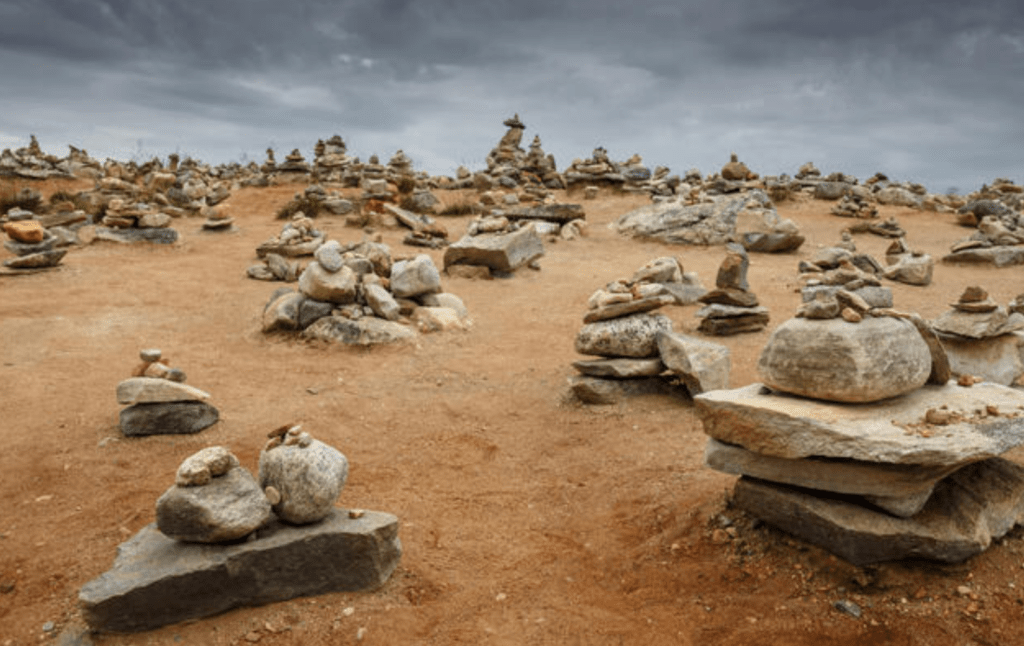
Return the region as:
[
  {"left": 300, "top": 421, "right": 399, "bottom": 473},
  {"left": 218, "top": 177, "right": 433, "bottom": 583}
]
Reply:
[
  {"left": 694, "top": 383, "right": 1024, "bottom": 466},
  {"left": 704, "top": 438, "right": 961, "bottom": 518},
  {"left": 116, "top": 377, "right": 210, "bottom": 405},
  {"left": 938, "top": 332, "right": 1024, "bottom": 386},
  {"left": 731, "top": 458, "right": 1024, "bottom": 565},
  {"left": 443, "top": 226, "right": 544, "bottom": 273},
  {"left": 79, "top": 509, "right": 401, "bottom": 633}
]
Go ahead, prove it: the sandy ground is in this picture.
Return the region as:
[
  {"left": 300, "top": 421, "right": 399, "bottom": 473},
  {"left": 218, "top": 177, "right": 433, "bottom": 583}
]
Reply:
[{"left": 2, "top": 178, "right": 1024, "bottom": 646}]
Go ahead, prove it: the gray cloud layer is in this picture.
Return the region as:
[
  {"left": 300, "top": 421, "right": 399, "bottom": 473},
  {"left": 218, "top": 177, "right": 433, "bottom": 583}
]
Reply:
[{"left": 1, "top": 0, "right": 1021, "bottom": 191}]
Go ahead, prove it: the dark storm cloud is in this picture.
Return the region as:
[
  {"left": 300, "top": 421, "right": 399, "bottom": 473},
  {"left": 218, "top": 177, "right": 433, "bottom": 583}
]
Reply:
[{"left": 0, "top": 0, "right": 1021, "bottom": 190}]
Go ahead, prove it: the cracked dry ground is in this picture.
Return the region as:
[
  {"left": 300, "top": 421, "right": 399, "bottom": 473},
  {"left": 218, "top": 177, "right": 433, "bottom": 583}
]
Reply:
[{"left": 3, "top": 178, "right": 1024, "bottom": 646}]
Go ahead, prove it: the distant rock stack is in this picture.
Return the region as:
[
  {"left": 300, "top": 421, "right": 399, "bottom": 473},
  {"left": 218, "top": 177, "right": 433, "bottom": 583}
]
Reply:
[
  {"left": 696, "top": 295, "right": 1024, "bottom": 565},
  {"left": 2, "top": 218, "right": 67, "bottom": 270},
  {"left": 881, "top": 237, "right": 934, "bottom": 286},
  {"left": 96, "top": 197, "right": 179, "bottom": 245},
  {"left": 931, "top": 286, "right": 1024, "bottom": 386},
  {"left": 569, "top": 257, "right": 730, "bottom": 404},
  {"left": 443, "top": 216, "right": 545, "bottom": 278},
  {"left": 944, "top": 186, "right": 1024, "bottom": 266},
  {"left": 116, "top": 349, "right": 219, "bottom": 436},
  {"left": 695, "top": 244, "right": 769, "bottom": 335},
  {"left": 262, "top": 240, "right": 471, "bottom": 343},
  {"left": 254, "top": 213, "right": 325, "bottom": 261}
]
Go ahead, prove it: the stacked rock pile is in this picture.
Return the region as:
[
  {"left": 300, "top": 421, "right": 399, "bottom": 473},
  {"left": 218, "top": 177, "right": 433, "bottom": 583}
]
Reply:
[
  {"left": 2, "top": 217, "right": 67, "bottom": 270},
  {"left": 880, "top": 237, "right": 934, "bottom": 286},
  {"left": 614, "top": 189, "right": 804, "bottom": 253},
  {"left": 798, "top": 233, "right": 932, "bottom": 288},
  {"left": 944, "top": 190, "right": 1024, "bottom": 266},
  {"left": 830, "top": 192, "right": 878, "bottom": 219},
  {"left": 255, "top": 213, "right": 325, "bottom": 260},
  {"left": 263, "top": 241, "right": 470, "bottom": 345},
  {"left": 383, "top": 203, "right": 449, "bottom": 249},
  {"left": 696, "top": 298, "right": 1024, "bottom": 564},
  {"left": 931, "top": 286, "right": 1024, "bottom": 386},
  {"left": 563, "top": 147, "right": 660, "bottom": 194},
  {"left": 81, "top": 428, "right": 401, "bottom": 632},
  {"left": 116, "top": 349, "right": 219, "bottom": 436},
  {"left": 0, "top": 135, "right": 103, "bottom": 179},
  {"left": 468, "top": 114, "right": 565, "bottom": 192},
  {"left": 95, "top": 197, "right": 179, "bottom": 244},
  {"left": 695, "top": 244, "right": 769, "bottom": 335},
  {"left": 569, "top": 257, "right": 729, "bottom": 405}
]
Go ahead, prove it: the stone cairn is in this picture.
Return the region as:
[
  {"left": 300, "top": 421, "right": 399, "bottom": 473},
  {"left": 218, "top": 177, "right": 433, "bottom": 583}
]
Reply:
[
  {"left": 798, "top": 231, "right": 932, "bottom": 289},
  {"left": 80, "top": 427, "right": 402, "bottom": 633},
  {"left": 695, "top": 244, "right": 769, "bottom": 335},
  {"left": 0, "top": 135, "right": 103, "bottom": 179},
  {"left": 116, "top": 349, "right": 219, "bottom": 436},
  {"left": 930, "top": 286, "right": 1024, "bottom": 386},
  {"left": 263, "top": 240, "right": 471, "bottom": 344},
  {"left": 695, "top": 293, "right": 1024, "bottom": 565},
  {"left": 569, "top": 257, "right": 735, "bottom": 405},
  {"left": 2, "top": 215, "right": 67, "bottom": 270},
  {"left": 944, "top": 182, "right": 1024, "bottom": 267},
  {"left": 96, "top": 197, "right": 179, "bottom": 244}
]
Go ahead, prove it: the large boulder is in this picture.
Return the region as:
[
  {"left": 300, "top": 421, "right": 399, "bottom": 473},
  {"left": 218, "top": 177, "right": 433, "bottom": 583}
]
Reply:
[
  {"left": 297, "top": 262, "right": 357, "bottom": 304},
  {"left": 259, "top": 437, "right": 349, "bottom": 525},
  {"left": 303, "top": 316, "right": 415, "bottom": 346},
  {"left": 119, "top": 401, "right": 219, "bottom": 436},
  {"left": 757, "top": 317, "right": 931, "bottom": 403},
  {"left": 656, "top": 331, "right": 730, "bottom": 394},
  {"left": 443, "top": 226, "right": 544, "bottom": 273},
  {"left": 390, "top": 254, "right": 442, "bottom": 298},
  {"left": 156, "top": 464, "right": 271, "bottom": 543}
]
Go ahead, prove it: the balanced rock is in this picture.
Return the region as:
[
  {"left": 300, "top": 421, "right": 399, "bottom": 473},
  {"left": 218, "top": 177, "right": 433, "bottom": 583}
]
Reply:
[
  {"left": 568, "top": 375, "right": 678, "bottom": 405},
  {"left": 297, "top": 262, "right": 357, "bottom": 304},
  {"left": 3, "top": 248, "right": 66, "bottom": 269},
  {"left": 116, "top": 377, "right": 210, "bottom": 405},
  {"left": 575, "top": 312, "right": 672, "bottom": 358},
  {"left": 3, "top": 219, "right": 45, "bottom": 243},
  {"left": 259, "top": 429, "right": 349, "bottom": 525},
  {"left": 156, "top": 462, "right": 271, "bottom": 544},
  {"left": 758, "top": 316, "right": 931, "bottom": 403},
  {"left": 694, "top": 382, "right": 1024, "bottom": 466},
  {"left": 443, "top": 225, "right": 544, "bottom": 273},
  {"left": 571, "top": 357, "right": 666, "bottom": 379}
]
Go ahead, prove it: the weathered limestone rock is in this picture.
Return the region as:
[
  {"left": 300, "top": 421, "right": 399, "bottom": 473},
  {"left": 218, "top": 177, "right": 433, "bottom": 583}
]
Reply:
[
  {"left": 575, "top": 313, "right": 673, "bottom": 358},
  {"left": 694, "top": 382, "right": 1024, "bottom": 465},
  {"left": 938, "top": 332, "right": 1024, "bottom": 386},
  {"left": 297, "top": 262, "right": 357, "bottom": 304},
  {"left": 704, "top": 438, "right": 959, "bottom": 518},
  {"left": 3, "top": 219, "right": 45, "bottom": 243},
  {"left": 418, "top": 292, "right": 469, "bottom": 319},
  {"left": 94, "top": 227, "right": 179, "bottom": 245},
  {"left": 571, "top": 357, "right": 666, "bottom": 379},
  {"left": 757, "top": 317, "right": 931, "bottom": 403},
  {"left": 390, "top": 254, "right": 442, "bottom": 298},
  {"left": 583, "top": 294, "right": 675, "bottom": 324},
  {"left": 932, "top": 307, "right": 1024, "bottom": 340},
  {"left": 156, "top": 466, "right": 271, "bottom": 543},
  {"left": 732, "top": 458, "right": 1024, "bottom": 565},
  {"left": 116, "top": 377, "right": 210, "bottom": 405},
  {"left": 412, "top": 306, "right": 469, "bottom": 332},
  {"left": 943, "top": 246, "right": 1024, "bottom": 268},
  {"left": 262, "top": 290, "right": 305, "bottom": 332},
  {"left": 3, "top": 249, "right": 66, "bottom": 269},
  {"left": 119, "top": 402, "right": 219, "bottom": 437},
  {"left": 883, "top": 253, "right": 934, "bottom": 286},
  {"left": 568, "top": 375, "right": 678, "bottom": 404},
  {"left": 443, "top": 226, "right": 544, "bottom": 273},
  {"left": 79, "top": 509, "right": 401, "bottom": 632},
  {"left": 363, "top": 283, "right": 401, "bottom": 321},
  {"left": 303, "top": 316, "right": 415, "bottom": 346},
  {"left": 259, "top": 437, "right": 348, "bottom": 525},
  {"left": 656, "top": 332, "right": 730, "bottom": 394}
]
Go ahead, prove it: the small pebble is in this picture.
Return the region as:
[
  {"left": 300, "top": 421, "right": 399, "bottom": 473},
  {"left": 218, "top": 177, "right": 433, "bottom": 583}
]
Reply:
[
  {"left": 140, "top": 348, "right": 162, "bottom": 362},
  {"left": 348, "top": 509, "right": 365, "bottom": 519},
  {"left": 166, "top": 368, "right": 187, "bottom": 383},
  {"left": 356, "top": 627, "right": 367, "bottom": 641},
  {"left": 834, "top": 599, "right": 862, "bottom": 618},
  {"left": 265, "top": 486, "right": 281, "bottom": 505},
  {"left": 42, "top": 622, "right": 54, "bottom": 633}
]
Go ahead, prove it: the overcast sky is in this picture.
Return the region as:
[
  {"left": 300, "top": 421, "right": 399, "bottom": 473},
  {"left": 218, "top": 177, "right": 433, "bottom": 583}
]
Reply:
[{"left": 1, "top": 0, "right": 1021, "bottom": 193}]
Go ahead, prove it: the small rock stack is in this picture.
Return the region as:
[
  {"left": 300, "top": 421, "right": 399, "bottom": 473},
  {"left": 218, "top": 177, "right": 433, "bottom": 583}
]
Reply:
[
  {"left": 695, "top": 244, "right": 769, "bottom": 335},
  {"left": 81, "top": 428, "right": 401, "bottom": 633},
  {"left": 830, "top": 193, "right": 879, "bottom": 219},
  {"left": 116, "top": 349, "right": 219, "bottom": 436},
  {"left": 443, "top": 218, "right": 545, "bottom": 278},
  {"left": 263, "top": 241, "right": 471, "bottom": 345},
  {"left": 2, "top": 218, "right": 66, "bottom": 270},
  {"left": 255, "top": 213, "right": 325, "bottom": 259},
  {"left": 931, "top": 286, "right": 1024, "bottom": 386},
  {"left": 569, "top": 257, "right": 729, "bottom": 405},
  {"left": 696, "top": 300, "right": 1024, "bottom": 565},
  {"left": 881, "top": 237, "right": 934, "bottom": 286},
  {"left": 95, "top": 198, "right": 179, "bottom": 245}
]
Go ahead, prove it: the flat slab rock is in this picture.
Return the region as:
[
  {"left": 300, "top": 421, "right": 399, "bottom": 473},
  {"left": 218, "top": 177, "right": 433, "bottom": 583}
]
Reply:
[
  {"left": 119, "top": 401, "right": 219, "bottom": 437},
  {"left": 938, "top": 332, "right": 1024, "bottom": 386},
  {"left": 94, "top": 227, "right": 179, "bottom": 245},
  {"left": 302, "top": 315, "right": 415, "bottom": 346},
  {"left": 443, "top": 226, "right": 544, "bottom": 273},
  {"left": 942, "top": 246, "right": 1024, "bottom": 268},
  {"left": 568, "top": 375, "right": 680, "bottom": 405},
  {"left": 694, "top": 382, "right": 1024, "bottom": 466},
  {"left": 732, "top": 458, "right": 1024, "bottom": 565},
  {"left": 79, "top": 509, "right": 401, "bottom": 633},
  {"left": 704, "top": 438, "right": 961, "bottom": 518},
  {"left": 571, "top": 357, "right": 665, "bottom": 379}
]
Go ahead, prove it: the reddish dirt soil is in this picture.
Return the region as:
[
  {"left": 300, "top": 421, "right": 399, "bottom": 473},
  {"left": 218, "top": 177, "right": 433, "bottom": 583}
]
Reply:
[{"left": 2, "top": 178, "right": 1024, "bottom": 646}]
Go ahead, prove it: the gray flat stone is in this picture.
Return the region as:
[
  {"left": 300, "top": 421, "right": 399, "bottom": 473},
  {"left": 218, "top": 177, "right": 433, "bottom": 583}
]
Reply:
[
  {"left": 694, "top": 382, "right": 1024, "bottom": 466},
  {"left": 704, "top": 438, "right": 959, "bottom": 517},
  {"left": 575, "top": 312, "right": 673, "bottom": 358},
  {"left": 94, "top": 227, "right": 179, "bottom": 244},
  {"left": 119, "top": 402, "right": 219, "bottom": 437},
  {"left": 116, "top": 377, "right": 210, "bottom": 405},
  {"left": 757, "top": 316, "right": 931, "bottom": 403},
  {"left": 3, "top": 249, "right": 66, "bottom": 268},
  {"left": 303, "top": 316, "right": 415, "bottom": 346},
  {"left": 364, "top": 284, "right": 401, "bottom": 321},
  {"left": 942, "top": 246, "right": 1024, "bottom": 268},
  {"left": 79, "top": 509, "right": 401, "bottom": 633},
  {"left": 298, "top": 262, "right": 357, "bottom": 304},
  {"left": 932, "top": 307, "right": 1024, "bottom": 340},
  {"left": 390, "top": 254, "right": 442, "bottom": 298},
  {"left": 568, "top": 375, "right": 680, "bottom": 405},
  {"left": 582, "top": 294, "right": 674, "bottom": 324},
  {"left": 656, "top": 331, "right": 730, "bottom": 394},
  {"left": 697, "top": 312, "right": 769, "bottom": 336},
  {"left": 731, "top": 458, "right": 1024, "bottom": 565},
  {"left": 256, "top": 235, "right": 324, "bottom": 258},
  {"left": 571, "top": 357, "right": 666, "bottom": 379}
]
